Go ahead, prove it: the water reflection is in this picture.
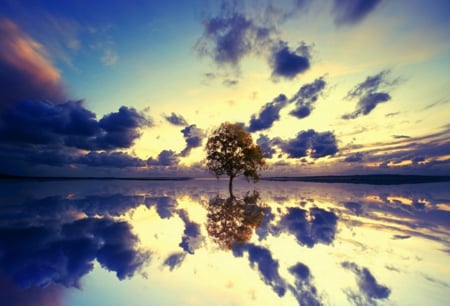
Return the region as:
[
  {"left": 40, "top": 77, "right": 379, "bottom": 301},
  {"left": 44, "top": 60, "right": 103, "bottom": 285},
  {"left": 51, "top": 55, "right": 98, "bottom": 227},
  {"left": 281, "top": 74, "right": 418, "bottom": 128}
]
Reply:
[
  {"left": 0, "top": 180, "right": 448, "bottom": 305},
  {"left": 206, "top": 191, "right": 265, "bottom": 249}
]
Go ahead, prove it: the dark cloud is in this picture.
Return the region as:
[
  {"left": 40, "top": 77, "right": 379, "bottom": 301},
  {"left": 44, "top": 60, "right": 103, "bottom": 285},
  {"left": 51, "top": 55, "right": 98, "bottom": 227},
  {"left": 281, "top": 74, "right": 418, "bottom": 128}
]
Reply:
[
  {"left": 278, "top": 129, "right": 338, "bottom": 159},
  {"left": 195, "top": 2, "right": 315, "bottom": 81},
  {"left": 180, "top": 124, "right": 204, "bottom": 157},
  {"left": 195, "top": 1, "right": 274, "bottom": 68},
  {"left": 289, "top": 77, "right": 326, "bottom": 119},
  {"left": 343, "top": 202, "right": 364, "bottom": 216},
  {"left": 147, "top": 150, "right": 179, "bottom": 167},
  {"left": 96, "top": 106, "right": 152, "bottom": 150},
  {"left": 232, "top": 243, "right": 286, "bottom": 297},
  {"left": 256, "top": 134, "right": 276, "bottom": 158},
  {"left": 0, "top": 217, "right": 148, "bottom": 288},
  {"left": 248, "top": 94, "right": 287, "bottom": 132},
  {"left": 0, "top": 20, "right": 66, "bottom": 108},
  {"left": 78, "top": 151, "right": 145, "bottom": 168},
  {"left": 392, "top": 235, "right": 411, "bottom": 240},
  {"left": 178, "top": 210, "right": 203, "bottom": 254},
  {"left": 0, "top": 100, "right": 152, "bottom": 168},
  {"left": 164, "top": 112, "right": 188, "bottom": 126},
  {"left": 344, "top": 152, "right": 364, "bottom": 163},
  {"left": 288, "top": 262, "right": 322, "bottom": 306},
  {"left": 392, "top": 135, "right": 411, "bottom": 139},
  {"left": 270, "top": 41, "right": 311, "bottom": 79},
  {"left": 342, "top": 261, "right": 391, "bottom": 301},
  {"left": 145, "top": 196, "right": 178, "bottom": 219},
  {"left": 274, "top": 207, "right": 338, "bottom": 247},
  {"left": 332, "top": 0, "right": 383, "bottom": 25},
  {"left": 163, "top": 253, "right": 186, "bottom": 271},
  {"left": 342, "top": 70, "right": 397, "bottom": 120}
]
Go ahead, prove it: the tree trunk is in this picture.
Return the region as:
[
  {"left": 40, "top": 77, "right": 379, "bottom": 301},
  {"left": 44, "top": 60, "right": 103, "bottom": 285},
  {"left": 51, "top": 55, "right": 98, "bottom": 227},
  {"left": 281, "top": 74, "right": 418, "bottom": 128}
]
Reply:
[{"left": 228, "top": 175, "right": 234, "bottom": 198}]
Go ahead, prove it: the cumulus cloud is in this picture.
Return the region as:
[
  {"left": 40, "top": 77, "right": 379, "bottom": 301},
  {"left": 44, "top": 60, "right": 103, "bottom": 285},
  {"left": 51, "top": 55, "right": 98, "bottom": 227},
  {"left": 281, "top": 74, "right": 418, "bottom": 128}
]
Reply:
[
  {"left": 342, "top": 261, "right": 391, "bottom": 303},
  {"left": 257, "top": 134, "right": 277, "bottom": 158},
  {"left": 195, "top": 1, "right": 274, "bottom": 68},
  {"left": 164, "top": 112, "right": 188, "bottom": 126},
  {"left": 180, "top": 124, "right": 204, "bottom": 157},
  {"left": 344, "top": 152, "right": 364, "bottom": 163},
  {"left": 342, "top": 70, "right": 397, "bottom": 119},
  {"left": 163, "top": 253, "right": 186, "bottom": 271},
  {"left": 288, "top": 262, "right": 322, "bottom": 306},
  {"left": 195, "top": 2, "right": 312, "bottom": 80},
  {"left": 0, "top": 100, "right": 152, "bottom": 168},
  {"left": 77, "top": 151, "right": 146, "bottom": 168},
  {"left": 233, "top": 243, "right": 286, "bottom": 297},
  {"left": 289, "top": 77, "right": 326, "bottom": 119},
  {"left": 147, "top": 150, "right": 179, "bottom": 167},
  {"left": 178, "top": 210, "right": 203, "bottom": 254},
  {"left": 145, "top": 196, "right": 178, "bottom": 219},
  {"left": 0, "top": 19, "right": 65, "bottom": 107},
  {"left": 277, "top": 129, "right": 338, "bottom": 159},
  {"left": 0, "top": 217, "right": 148, "bottom": 288},
  {"left": 248, "top": 94, "right": 287, "bottom": 132},
  {"left": 270, "top": 41, "right": 311, "bottom": 79},
  {"left": 273, "top": 207, "right": 338, "bottom": 247},
  {"left": 332, "top": 0, "right": 383, "bottom": 25}
]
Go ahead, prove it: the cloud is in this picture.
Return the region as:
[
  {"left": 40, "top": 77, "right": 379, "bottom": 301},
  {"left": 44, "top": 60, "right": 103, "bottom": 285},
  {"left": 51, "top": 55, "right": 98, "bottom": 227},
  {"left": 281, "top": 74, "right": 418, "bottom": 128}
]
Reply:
[
  {"left": 164, "top": 112, "right": 188, "bottom": 126},
  {"left": 223, "top": 79, "right": 239, "bottom": 87},
  {"left": 256, "top": 134, "right": 276, "bottom": 158},
  {"left": 332, "top": 0, "right": 383, "bottom": 25},
  {"left": 180, "top": 124, "right": 204, "bottom": 157},
  {"left": 0, "top": 217, "right": 148, "bottom": 288},
  {"left": 289, "top": 77, "right": 326, "bottom": 119},
  {"left": 288, "top": 262, "right": 322, "bottom": 306},
  {"left": 147, "top": 150, "right": 179, "bottom": 167},
  {"left": 195, "top": 2, "right": 274, "bottom": 68},
  {"left": 342, "top": 261, "right": 391, "bottom": 302},
  {"left": 342, "top": 70, "right": 398, "bottom": 119},
  {"left": 277, "top": 129, "right": 338, "bottom": 159},
  {"left": 274, "top": 207, "right": 338, "bottom": 247},
  {"left": 232, "top": 243, "right": 286, "bottom": 297},
  {"left": 163, "top": 253, "right": 186, "bottom": 271},
  {"left": 195, "top": 2, "right": 317, "bottom": 81},
  {"left": 248, "top": 94, "right": 287, "bottom": 132},
  {"left": 178, "top": 210, "right": 203, "bottom": 254},
  {"left": 392, "top": 135, "right": 411, "bottom": 139},
  {"left": 270, "top": 41, "right": 311, "bottom": 79},
  {"left": 344, "top": 152, "right": 364, "bottom": 163},
  {"left": 0, "top": 100, "right": 152, "bottom": 168},
  {"left": 78, "top": 151, "right": 145, "bottom": 168},
  {"left": 0, "top": 100, "right": 151, "bottom": 151},
  {"left": 0, "top": 19, "right": 65, "bottom": 107},
  {"left": 145, "top": 196, "right": 178, "bottom": 219}
]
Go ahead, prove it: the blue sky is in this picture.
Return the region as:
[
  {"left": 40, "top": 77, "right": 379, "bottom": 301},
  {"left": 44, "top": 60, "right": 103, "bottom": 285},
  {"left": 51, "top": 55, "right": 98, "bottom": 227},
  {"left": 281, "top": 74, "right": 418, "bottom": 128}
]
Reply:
[{"left": 0, "top": 0, "right": 449, "bottom": 177}]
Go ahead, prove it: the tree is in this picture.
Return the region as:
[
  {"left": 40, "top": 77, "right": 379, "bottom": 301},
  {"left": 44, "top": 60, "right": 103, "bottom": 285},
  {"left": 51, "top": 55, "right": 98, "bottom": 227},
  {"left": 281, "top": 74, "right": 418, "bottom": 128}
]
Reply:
[{"left": 206, "top": 122, "right": 265, "bottom": 197}]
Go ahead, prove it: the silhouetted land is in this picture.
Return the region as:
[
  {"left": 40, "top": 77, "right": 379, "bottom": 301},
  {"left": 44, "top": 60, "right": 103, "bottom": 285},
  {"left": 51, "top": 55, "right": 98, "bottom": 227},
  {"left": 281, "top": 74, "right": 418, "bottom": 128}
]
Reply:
[
  {"left": 0, "top": 173, "right": 192, "bottom": 181},
  {"left": 262, "top": 175, "right": 450, "bottom": 185},
  {"left": 1, "top": 173, "right": 450, "bottom": 185}
]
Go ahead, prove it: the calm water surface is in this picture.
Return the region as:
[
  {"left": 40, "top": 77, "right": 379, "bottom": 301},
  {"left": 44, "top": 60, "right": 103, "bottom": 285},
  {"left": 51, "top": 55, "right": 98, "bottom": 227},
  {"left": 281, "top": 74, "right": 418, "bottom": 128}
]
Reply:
[{"left": 0, "top": 179, "right": 449, "bottom": 305}]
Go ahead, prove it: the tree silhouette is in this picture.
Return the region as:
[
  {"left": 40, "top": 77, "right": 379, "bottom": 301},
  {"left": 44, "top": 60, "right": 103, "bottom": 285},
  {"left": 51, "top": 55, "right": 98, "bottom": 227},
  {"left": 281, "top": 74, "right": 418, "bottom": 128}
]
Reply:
[
  {"left": 206, "top": 191, "right": 265, "bottom": 250},
  {"left": 206, "top": 122, "right": 265, "bottom": 197}
]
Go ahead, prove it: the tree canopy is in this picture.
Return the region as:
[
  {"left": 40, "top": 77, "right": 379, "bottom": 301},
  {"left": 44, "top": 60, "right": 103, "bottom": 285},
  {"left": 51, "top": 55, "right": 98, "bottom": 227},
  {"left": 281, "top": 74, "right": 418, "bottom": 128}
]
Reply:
[{"left": 206, "top": 122, "right": 265, "bottom": 196}]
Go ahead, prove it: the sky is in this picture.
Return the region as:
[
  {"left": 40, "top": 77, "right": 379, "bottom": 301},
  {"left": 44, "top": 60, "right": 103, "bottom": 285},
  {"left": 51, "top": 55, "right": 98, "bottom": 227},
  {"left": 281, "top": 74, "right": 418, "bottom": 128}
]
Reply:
[{"left": 0, "top": 0, "right": 449, "bottom": 177}]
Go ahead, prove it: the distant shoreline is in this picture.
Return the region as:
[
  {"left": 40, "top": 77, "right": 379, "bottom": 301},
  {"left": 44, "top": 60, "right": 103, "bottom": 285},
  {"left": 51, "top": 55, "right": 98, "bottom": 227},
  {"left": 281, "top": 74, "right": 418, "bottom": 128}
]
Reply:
[
  {"left": 1, "top": 174, "right": 450, "bottom": 185},
  {"left": 261, "top": 174, "right": 450, "bottom": 185}
]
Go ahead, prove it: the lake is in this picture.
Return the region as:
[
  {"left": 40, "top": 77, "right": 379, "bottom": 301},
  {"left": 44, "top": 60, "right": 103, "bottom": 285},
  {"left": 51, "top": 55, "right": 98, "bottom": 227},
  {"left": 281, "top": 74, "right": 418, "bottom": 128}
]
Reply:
[{"left": 0, "top": 179, "right": 449, "bottom": 306}]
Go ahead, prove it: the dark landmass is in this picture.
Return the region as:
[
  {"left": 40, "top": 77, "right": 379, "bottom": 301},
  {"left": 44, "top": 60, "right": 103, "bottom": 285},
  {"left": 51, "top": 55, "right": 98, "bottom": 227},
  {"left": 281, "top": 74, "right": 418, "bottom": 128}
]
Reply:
[
  {"left": 261, "top": 174, "right": 450, "bottom": 185},
  {"left": 0, "top": 173, "right": 192, "bottom": 182}
]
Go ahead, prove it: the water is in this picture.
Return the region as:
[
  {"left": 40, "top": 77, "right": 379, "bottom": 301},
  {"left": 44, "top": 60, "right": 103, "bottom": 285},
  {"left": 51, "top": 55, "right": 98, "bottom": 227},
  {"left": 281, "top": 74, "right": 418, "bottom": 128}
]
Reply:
[{"left": 0, "top": 179, "right": 449, "bottom": 306}]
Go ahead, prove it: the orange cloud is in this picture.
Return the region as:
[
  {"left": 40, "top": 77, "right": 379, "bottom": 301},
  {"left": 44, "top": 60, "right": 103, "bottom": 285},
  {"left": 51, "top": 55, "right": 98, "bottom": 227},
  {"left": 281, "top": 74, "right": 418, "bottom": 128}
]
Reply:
[{"left": 0, "top": 19, "right": 65, "bottom": 106}]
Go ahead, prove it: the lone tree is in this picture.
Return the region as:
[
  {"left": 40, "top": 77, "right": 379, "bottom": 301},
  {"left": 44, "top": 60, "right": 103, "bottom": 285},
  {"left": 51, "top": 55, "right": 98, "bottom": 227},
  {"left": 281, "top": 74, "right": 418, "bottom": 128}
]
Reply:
[{"left": 206, "top": 122, "right": 265, "bottom": 197}]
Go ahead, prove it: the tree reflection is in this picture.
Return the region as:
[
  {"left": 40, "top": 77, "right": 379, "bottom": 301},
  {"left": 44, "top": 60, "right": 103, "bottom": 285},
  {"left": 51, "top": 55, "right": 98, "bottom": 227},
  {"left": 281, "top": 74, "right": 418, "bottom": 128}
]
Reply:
[{"left": 206, "top": 191, "right": 265, "bottom": 250}]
